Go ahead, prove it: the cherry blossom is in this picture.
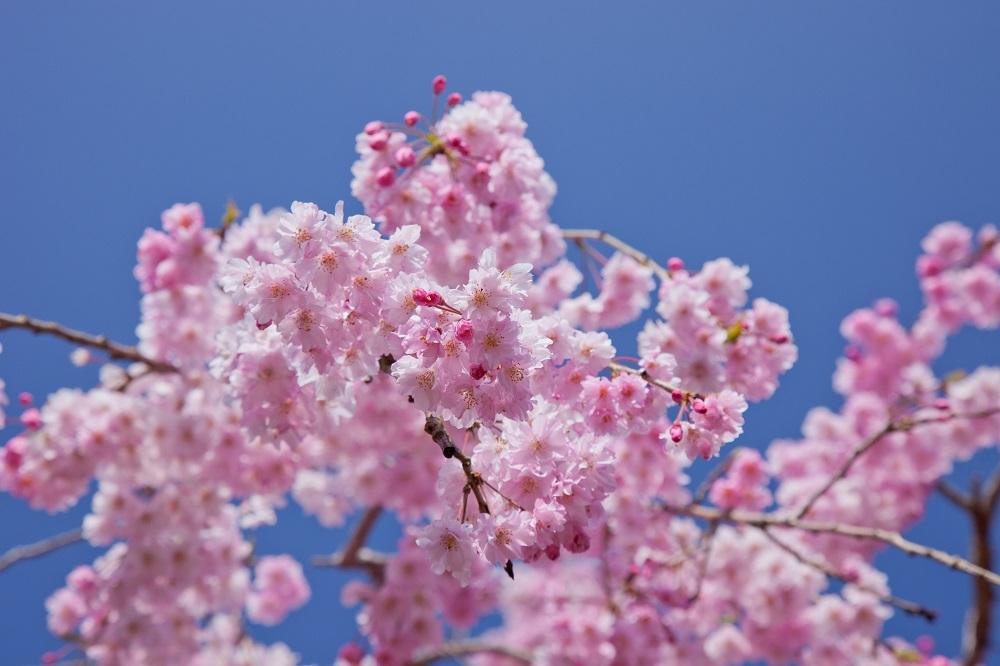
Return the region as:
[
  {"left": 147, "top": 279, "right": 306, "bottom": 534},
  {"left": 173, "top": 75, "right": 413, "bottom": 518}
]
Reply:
[{"left": 0, "top": 76, "right": 996, "bottom": 666}]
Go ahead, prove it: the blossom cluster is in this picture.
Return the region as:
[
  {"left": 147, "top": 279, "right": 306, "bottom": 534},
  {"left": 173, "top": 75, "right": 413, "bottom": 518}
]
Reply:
[
  {"left": 352, "top": 77, "right": 564, "bottom": 286},
  {"left": 0, "top": 76, "right": 989, "bottom": 666}
]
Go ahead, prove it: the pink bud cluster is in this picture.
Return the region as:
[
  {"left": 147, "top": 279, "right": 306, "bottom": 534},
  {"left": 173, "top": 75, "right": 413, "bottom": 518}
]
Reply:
[{"left": 352, "top": 78, "right": 564, "bottom": 285}]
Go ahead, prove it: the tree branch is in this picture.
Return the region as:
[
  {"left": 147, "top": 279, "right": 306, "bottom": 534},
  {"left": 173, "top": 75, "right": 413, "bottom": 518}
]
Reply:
[
  {"left": 425, "top": 415, "right": 491, "bottom": 515},
  {"left": 668, "top": 503, "right": 1000, "bottom": 587},
  {"left": 608, "top": 361, "right": 676, "bottom": 394},
  {"left": 959, "top": 470, "right": 999, "bottom": 666},
  {"left": 937, "top": 480, "right": 974, "bottom": 512},
  {"left": 311, "top": 507, "right": 387, "bottom": 582},
  {"left": 0, "top": 312, "right": 175, "bottom": 373},
  {"left": 561, "top": 229, "right": 670, "bottom": 279},
  {"left": 0, "top": 528, "right": 84, "bottom": 573},
  {"left": 795, "top": 408, "right": 1000, "bottom": 520},
  {"left": 760, "top": 528, "right": 937, "bottom": 622},
  {"left": 409, "top": 641, "right": 532, "bottom": 665}
]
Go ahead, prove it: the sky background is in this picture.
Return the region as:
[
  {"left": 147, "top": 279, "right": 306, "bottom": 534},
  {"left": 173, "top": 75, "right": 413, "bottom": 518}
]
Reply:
[{"left": 2, "top": 2, "right": 1000, "bottom": 664}]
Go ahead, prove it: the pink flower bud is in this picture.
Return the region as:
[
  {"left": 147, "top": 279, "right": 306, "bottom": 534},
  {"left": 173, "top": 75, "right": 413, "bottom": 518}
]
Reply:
[
  {"left": 447, "top": 92, "right": 462, "bottom": 107},
  {"left": 432, "top": 74, "right": 447, "bottom": 95},
  {"left": 367, "top": 131, "right": 389, "bottom": 151},
  {"left": 376, "top": 167, "right": 396, "bottom": 187},
  {"left": 469, "top": 364, "right": 487, "bottom": 380},
  {"left": 363, "top": 120, "right": 383, "bottom": 136},
  {"left": 256, "top": 320, "right": 273, "bottom": 331},
  {"left": 403, "top": 111, "right": 420, "bottom": 127},
  {"left": 338, "top": 642, "right": 366, "bottom": 664},
  {"left": 874, "top": 298, "right": 898, "bottom": 318},
  {"left": 917, "top": 255, "right": 943, "bottom": 278},
  {"left": 455, "top": 319, "right": 474, "bottom": 343},
  {"left": 18, "top": 392, "right": 32, "bottom": 406},
  {"left": 445, "top": 133, "right": 469, "bottom": 155},
  {"left": 3, "top": 440, "right": 24, "bottom": 470},
  {"left": 692, "top": 399, "right": 707, "bottom": 414},
  {"left": 395, "top": 146, "right": 416, "bottom": 167},
  {"left": 844, "top": 345, "right": 862, "bottom": 362},
  {"left": 933, "top": 398, "right": 950, "bottom": 410},
  {"left": 667, "top": 257, "right": 685, "bottom": 272},
  {"left": 671, "top": 389, "right": 684, "bottom": 404},
  {"left": 412, "top": 288, "right": 431, "bottom": 305},
  {"left": 839, "top": 566, "right": 860, "bottom": 583},
  {"left": 669, "top": 423, "right": 683, "bottom": 442},
  {"left": 769, "top": 334, "right": 789, "bottom": 344},
  {"left": 20, "top": 408, "right": 42, "bottom": 430}
]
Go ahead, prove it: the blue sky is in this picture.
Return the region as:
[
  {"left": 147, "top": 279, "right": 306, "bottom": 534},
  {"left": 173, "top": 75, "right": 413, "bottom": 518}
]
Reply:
[{"left": 2, "top": 2, "right": 1000, "bottom": 664}]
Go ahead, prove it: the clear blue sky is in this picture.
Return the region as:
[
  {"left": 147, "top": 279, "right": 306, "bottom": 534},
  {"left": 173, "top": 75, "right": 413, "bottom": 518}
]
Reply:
[{"left": 2, "top": 2, "right": 1000, "bottom": 664}]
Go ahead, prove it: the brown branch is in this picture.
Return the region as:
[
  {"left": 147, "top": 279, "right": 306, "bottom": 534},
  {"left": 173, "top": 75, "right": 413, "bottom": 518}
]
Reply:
[
  {"left": 761, "top": 528, "right": 937, "bottom": 622},
  {"left": 0, "top": 312, "right": 175, "bottom": 373},
  {"left": 608, "top": 361, "right": 676, "bottom": 394},
  {"left": 425, "top": 415, "right": 490, "bottom": 515},
  {"left": 0, "top": 528, "right": 84, "bottom": 573},
  {"left": 959, "top": 468, "right": 1000, "bottom": 666},
  {"left": 311, "top": 507, "right": 387, "bottom": 582},
  {"left": 409, "top": 641, "right": 532, "bottom": 665},
  {"left": 668, "top": 503, "right": 1000, "bottom": 587},
  {"left": 937, "top": 480, "right": 974, "bottom": 512},
  {"left": 561, "top": 229, "right": 670, "bottom": 279},
  {"left": 795, "top": 408, "right": 1000, "bottom": 520}
]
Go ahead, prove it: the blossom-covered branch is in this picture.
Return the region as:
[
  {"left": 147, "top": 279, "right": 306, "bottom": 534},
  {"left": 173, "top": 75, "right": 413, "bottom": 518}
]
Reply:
[
  {"left": 2, "top": 76, "right": 998, "bottom": 665},
  {"left": 670, "top": 503, "right": 1000, "bottom": 587},
  {"left": 795, "top": 407, "right": 1000, "bottom": 520},
  {"left": 761, "top": 528, "right": 937, "bottom": 622},
  {"left": 0, "top": 312, "right": 174, "bottom": 372}
]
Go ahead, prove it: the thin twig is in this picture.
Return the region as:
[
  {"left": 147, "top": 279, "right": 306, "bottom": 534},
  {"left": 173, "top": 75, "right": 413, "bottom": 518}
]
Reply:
[
  {"left": 0, "top": 528, "right": 84, "bottom": 573},
  {"left": 561, "top": 229, "right": 670, "bottom": 279},
  {"left": 311, "top": 507, "right": 387, "bottom": 582},
  {"left": 0, "top": 313, "right": 175, "bottom": 373},
  {"left": 937, "top": 480, "right": 973, "bottom": 512},
  {"left": 795, "top": 408, "right": 1000, "bottom": 519},
  {"left": 761, "top": 528, "right": 937, "bottom": 621},
  {"left": 608, "top": 361, "right": 675, "bottom": 394},
  {"left": 693, "top": 447, "right": 742, "bottom": 505},
  {"left": 668, "top": 503, "right": 1000, "bottom": 587},
  {"left": 409, "top": 641, "right": 532, "bottom": 665}
]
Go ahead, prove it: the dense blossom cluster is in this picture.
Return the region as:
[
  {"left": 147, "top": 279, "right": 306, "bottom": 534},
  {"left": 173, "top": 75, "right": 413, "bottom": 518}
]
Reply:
[
  {"left": 0, "top": 77, "right": 996, "bottom": 666},
  {"left": 769, "top": 223, "right": 1000, "bottom": 565},
  {"left": 352, "top": 78, "right": 563, "bottom": 286}
]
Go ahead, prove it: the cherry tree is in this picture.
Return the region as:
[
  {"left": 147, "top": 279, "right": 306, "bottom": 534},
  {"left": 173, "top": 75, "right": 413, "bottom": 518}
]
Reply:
[{"left": 1, "top": 75, "right": 999, "bottom": 666}]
